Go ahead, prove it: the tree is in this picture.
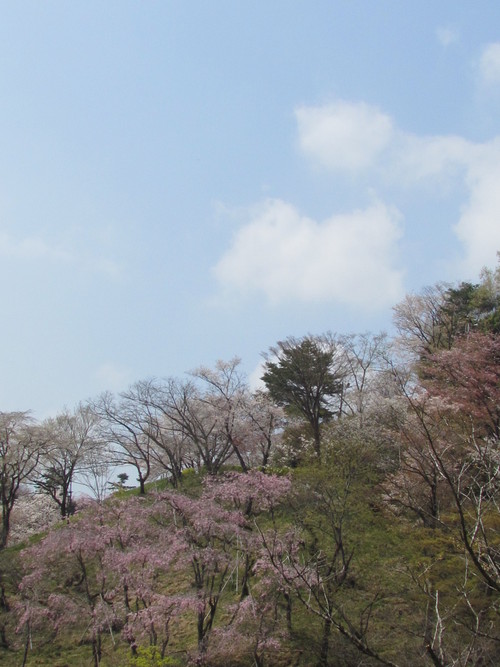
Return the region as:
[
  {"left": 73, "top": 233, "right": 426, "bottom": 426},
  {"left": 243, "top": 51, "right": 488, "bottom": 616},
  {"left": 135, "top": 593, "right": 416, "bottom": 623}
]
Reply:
[
  {"left": 381, "top": 390, "right": 453, "bottom": 528},
  {"left": 15, "top": 470, "right": 291, "bottom": 664},
  {"left": 476, "top": 255, "right": 500, "bottom": 333},
  {"left": 0, "top": 412, "right": 45, "bottom": 549},
  {"left": 239, "top": 390, "right": 285, "bottom": 469},
  {"left": 192, "top": 359, "right": 285, "bottom": 471},
  {"left": 34, "top": 404, "right": 100, "bottom": 517},
  {"left": 146, "top": 377, "right": 235, "bottom": 475},
  {"left": 202, "top": 592, "right": 283, "bottom": 667},
  {"left": 393, "top": 283, "right": 455, "bottom": 358},
  {"left": 339, "top": 332, "right": 390, "bottom": 425},
  {"left": 257, "top": 441, "right": 402, "bottom": 667},
  {"left": 91, "top": 391, "right": 156, "bottom": 494},
  {"left": 423, "top": 332, "right": 500, "bottom": 441},
  {"left": 190, "top": 358, "right": 253, "bottom": 472},
  {"left": 157, "top": 488, "right": 243, "bottom": 651},
  {"left": 18, "top": 497, "right": 186, "bottom": 667},
  {"left": 419, "top": 333, "right": 500, "bottom": 592},
  {"left": 78, "top": 446, "right": 115, "bottom": 503},
  {"left": 262, "top": 335, "right": 347, "bottom": 457},
  {"left": 18, "top": 504, "right": 118, "bottom": 667},
  {"left": 379, "top": 330, "right": 500, "bottom": 666},
  {"left": 393, "top": 258, "right": 500, "bottom": 361}
]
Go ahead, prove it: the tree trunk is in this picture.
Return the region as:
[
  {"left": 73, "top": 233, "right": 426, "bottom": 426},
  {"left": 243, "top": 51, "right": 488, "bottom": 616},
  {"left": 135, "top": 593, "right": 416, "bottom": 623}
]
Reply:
[
  {"left": 0, "top": 509, "right": 10, "bottom": 549},
  {"left": 318, "top": 616, "right": 332, "bottom": 667},
  {"left": 138, "top": 474, "right": 146, "bottom": 495},
  {"left": 312, "top": 421, "right": 322, "bottom": 458},
  {"left": 284, "top": 591, "right": 293, "bottom": 634},
  {"left": 92, "top": 631, "right": 102, "bottom": 667}
]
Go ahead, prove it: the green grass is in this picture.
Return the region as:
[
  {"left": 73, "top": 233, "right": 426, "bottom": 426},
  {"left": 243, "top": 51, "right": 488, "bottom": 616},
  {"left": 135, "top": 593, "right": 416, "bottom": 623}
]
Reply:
[{"left": 2, "top": 463, "right": 499, "bottom": 667}]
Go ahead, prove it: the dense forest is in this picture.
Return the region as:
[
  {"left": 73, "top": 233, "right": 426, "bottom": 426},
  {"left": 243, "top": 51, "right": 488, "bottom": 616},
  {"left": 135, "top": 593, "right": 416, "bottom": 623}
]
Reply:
[{"left": 1, "top": 259, "right": 500, "bottom": 667}]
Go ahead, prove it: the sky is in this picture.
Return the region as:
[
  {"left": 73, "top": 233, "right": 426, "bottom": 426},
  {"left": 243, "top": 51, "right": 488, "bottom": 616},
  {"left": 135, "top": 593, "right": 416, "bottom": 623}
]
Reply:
[{"left": 1, "top": 1, "right": 500, "bottom": 418}]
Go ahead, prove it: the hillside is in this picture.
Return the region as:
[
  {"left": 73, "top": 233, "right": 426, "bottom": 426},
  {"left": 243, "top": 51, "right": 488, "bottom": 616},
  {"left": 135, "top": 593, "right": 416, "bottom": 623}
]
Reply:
[{"left": 0, "top": 264, "right": 499, "bottom": 666}]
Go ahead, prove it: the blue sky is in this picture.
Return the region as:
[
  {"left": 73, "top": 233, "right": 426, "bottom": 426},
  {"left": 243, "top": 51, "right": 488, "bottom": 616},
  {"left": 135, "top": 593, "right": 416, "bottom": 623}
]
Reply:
[{"left": 2, "top": 2, "right": 500, "bottom": 417}]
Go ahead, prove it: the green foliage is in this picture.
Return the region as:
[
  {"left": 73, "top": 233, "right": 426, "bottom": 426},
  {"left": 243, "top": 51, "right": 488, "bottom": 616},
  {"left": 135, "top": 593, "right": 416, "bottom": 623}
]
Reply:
[
  {"left": 262, "top": 337, "right": 342, "bottom": 419},
  {"left": 2, "top": 260, "right": 500, "bottom": 666},
  {"left": 436, "top": 274, "right": 500, "bottom": 340},
  {"left": 262, "top": 334, "right": 346, "bottom": 455},
  {"left": 129, "top": 646, "right": 181, "bottom": 667}
]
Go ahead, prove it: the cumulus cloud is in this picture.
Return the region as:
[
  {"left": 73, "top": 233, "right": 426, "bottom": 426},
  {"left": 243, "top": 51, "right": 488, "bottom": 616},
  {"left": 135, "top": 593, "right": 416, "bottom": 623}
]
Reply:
[
  {"left": 454, "top": 138, "right": 500, "bottom": 273},
  {"left": 390, "top": 134, "right": 473, "bottom": 184},
  {"left": 479, "top": 43, "right": 500, "bottom": 86},
  {"left": 295, "top": 100, "right": 474, "bottom": 183},
  {"left": 214, "top": 99, "right": 500, "bottom": 309},
  {"left": 213, "top": 199, "right": 404, "bottom": 310},
  {"left": 294, "top": 100, "right": 500, "bottom": 276},
  {"left": 386, "top": 135, "right": 500, "bottom": 275},
  {"left": 248, "top": 361, "right": 266, "bottom": 392},
  {"left": 295, "top": 101, "right": 393, "bottom": 171}
]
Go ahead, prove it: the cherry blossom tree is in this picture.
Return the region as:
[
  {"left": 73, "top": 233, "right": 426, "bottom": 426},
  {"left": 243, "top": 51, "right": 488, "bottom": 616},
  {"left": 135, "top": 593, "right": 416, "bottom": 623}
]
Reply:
[
  {"left": 155, "top": 489, "right": 243, "bottom": 651},
  {"left": 204, "top": 470, "right": 292, "bottom": 601},
  {"left": 34, "top": 404, "right": 101, "bottom": 517},
  {"left": 18, "top": 504, "right": 120, "bottom": 666},
  {"left": 385, "top": 332, "right": 500, "bottom": 591},
  {"left": 16, "top": 469, "right": 291, "bottom": 663},
  {"left": 237, "top": 390, "right": 285, "bottom": 469},
  {"left": 202, "top": 591, "right": 284, "bottom": 667},
  {"left": 380, "top": 331, "right": 500, "bottom": 665},
  {"left": 17, "top": 497, "right": 186, "bottom": 666},
  {"left": 419, "top": 334, "right": 500, "bottom": 593},
  {"left": 0, "top": 412, "right": 46, "bottom": 548},
  {"left": 139, "top": 377, "right": 234, "bottom": 476},
  {"left": 339, "top": 332, "right": 390, "bottom": 424},
  {"left": 256, "top": 445, "right": 403, "bottom": 667}
]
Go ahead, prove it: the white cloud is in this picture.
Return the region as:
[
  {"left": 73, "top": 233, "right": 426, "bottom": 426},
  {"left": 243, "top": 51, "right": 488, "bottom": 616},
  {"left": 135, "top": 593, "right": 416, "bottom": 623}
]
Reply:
[
  {"left": 215, "top": 100, "right": 500, "bottom": 309},
  {"left": 389, "top": 135, "right": 500, "bottom": 274},
  {"left": 454, "top": 138, "right": 500, "bottom": 274},
  {"left": 214, "top": 199, "right": 404, "bottom": 310},
  {"left": 248, "top": 361, "right": 266, "bottom": 392},
  {"left": 436, "top": 26, "right": 459, "bottom": 47},
  {"left": 295, "top": 100, "right": 474, "bottom": 183},
  {"left": 390, "top": 134, "right": 473, "bottom": 184},
  {"left": 294, "top": 100, "right": 500, "bottom": 276},
  {"left": 295, "top": 101, "right": 393, "bottom": 171},
  {"left": 479, "top": 43, "right": 500, "bottom": 86}
]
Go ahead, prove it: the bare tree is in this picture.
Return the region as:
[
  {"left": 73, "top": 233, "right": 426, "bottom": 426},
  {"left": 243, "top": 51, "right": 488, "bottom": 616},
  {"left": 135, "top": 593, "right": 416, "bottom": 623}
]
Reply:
[
  {"left": 121, "top": 379, "right": 194, "bottom": 486},
  {"left": 189, "top": 358, "right": 287, "bottom": 471},
  {"left": 34, "top": 404, "right": 101, "bottom": 517},
  {"left": 339, "top": 332, "right": 390, "bottom": 425},
  {"left": 190, "top": 358, "right": 253, "bottom": 471},
  {"left": 78, "top": 446, "right": 115, "bottom": 503},
  {"left": 393, "top": 283, "right": 453, "bottom": 357},
  {"left": 239, "top": 390, "right": 285, "bottom": 469},
  {"left": 91, "top": 391, "right": 155, "bottom": 494},
  {"left": 0, "top": 412, "right": 46, "bottom": 548},
  {"left": 150, "top": 377, "right": 234, "bottom": 475}
]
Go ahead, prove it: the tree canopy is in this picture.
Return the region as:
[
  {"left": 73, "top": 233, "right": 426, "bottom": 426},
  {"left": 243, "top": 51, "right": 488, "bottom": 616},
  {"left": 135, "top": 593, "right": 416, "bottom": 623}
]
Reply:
[{"left": 262, "top": 335, "right": 346, "bottom": 455}]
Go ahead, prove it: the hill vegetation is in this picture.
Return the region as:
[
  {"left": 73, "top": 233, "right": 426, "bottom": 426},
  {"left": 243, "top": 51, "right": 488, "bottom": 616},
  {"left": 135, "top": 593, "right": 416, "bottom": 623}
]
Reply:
[{"left": 1, "top": 259, "right": 500, "bottom": 666}]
